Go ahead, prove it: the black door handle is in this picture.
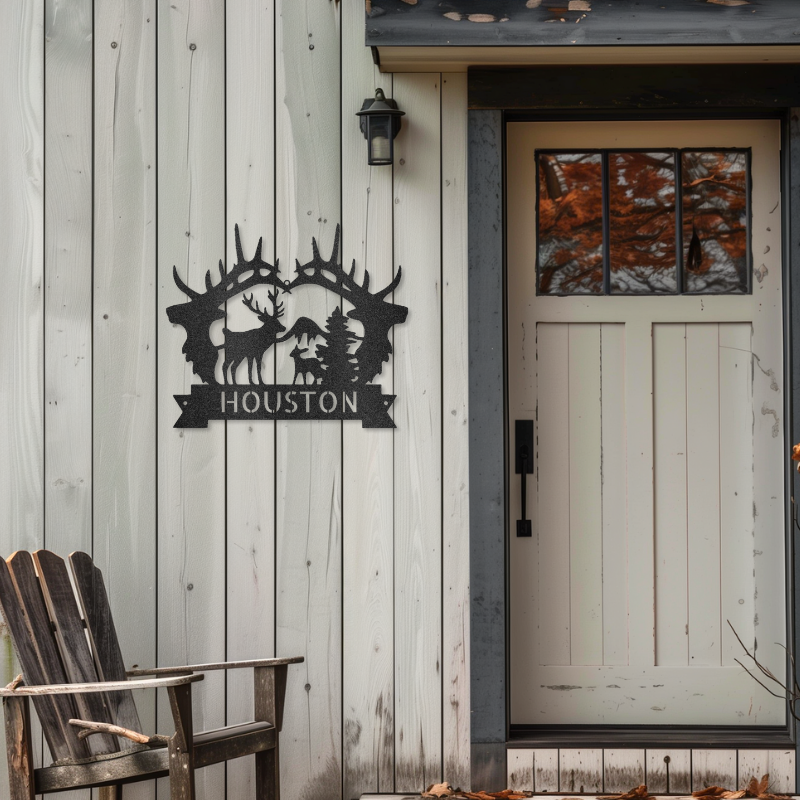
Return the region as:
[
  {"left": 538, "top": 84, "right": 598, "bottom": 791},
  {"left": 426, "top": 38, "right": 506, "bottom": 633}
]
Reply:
[{"left": 515, "top": 420, "right": 533, "bottom": 537}]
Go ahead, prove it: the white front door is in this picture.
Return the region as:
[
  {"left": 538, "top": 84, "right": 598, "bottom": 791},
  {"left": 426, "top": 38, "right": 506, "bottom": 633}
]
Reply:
[{"left": 508, "top": 119, "right": 786, "bottom": 726}]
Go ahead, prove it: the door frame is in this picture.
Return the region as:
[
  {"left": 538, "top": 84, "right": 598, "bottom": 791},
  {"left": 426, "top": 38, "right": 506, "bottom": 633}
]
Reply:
[{"left": 466, "top": 64, "right": 800, "bottom": 789}]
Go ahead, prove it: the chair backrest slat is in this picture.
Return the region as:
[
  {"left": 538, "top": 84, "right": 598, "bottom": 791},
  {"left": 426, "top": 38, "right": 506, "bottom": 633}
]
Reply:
[
  {"left": 69, "top": 551, "right": 142, "bottom": 740},
  {"left": 0, "top": 552, "right": 90, "bottom": 761},
  {"left": 33, "top": 550, "right": 119, "bottom": 756}
]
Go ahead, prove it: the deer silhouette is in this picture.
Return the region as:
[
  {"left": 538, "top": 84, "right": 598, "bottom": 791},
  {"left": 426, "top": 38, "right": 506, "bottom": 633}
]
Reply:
[
  {"left": 221, "top": 290, "right": 285, "bottom": 385},
  {"left": 290, "top": 345, "right": 325, "bottom": 385}
]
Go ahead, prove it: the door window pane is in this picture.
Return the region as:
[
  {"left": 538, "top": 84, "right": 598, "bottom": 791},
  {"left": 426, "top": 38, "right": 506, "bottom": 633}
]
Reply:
[
  {"left": 682, "top": 150, "right": 749, "bottom": 294},
  {"left": 537, "top": 152, "right": 604, "bottom": 295},
  {"left": 609, "top": 152, "right": 678, "bottom": 294}
]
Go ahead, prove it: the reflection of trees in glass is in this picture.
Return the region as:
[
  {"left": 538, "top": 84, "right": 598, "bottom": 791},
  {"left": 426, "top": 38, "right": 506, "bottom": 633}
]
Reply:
[
  {"left": 682, "top": 151, "right": 748, "bottom": 293},
  {"left": 609, "top": 152, "right": 677, "bottom": 294},
  {"left": 538, "top": 153, "right": 603, "bottom": 294}
]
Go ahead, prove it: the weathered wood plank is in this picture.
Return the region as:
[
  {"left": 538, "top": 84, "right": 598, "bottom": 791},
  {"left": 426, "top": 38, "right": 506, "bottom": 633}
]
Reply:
[
  {"left": 441, "top": 71, "right": 471, "bottom": 793},
  {"left": 0, "top": 0, "right": 44, "bottom": 786},
  {"left": 533, "top": 749, "right": 559, "bottom": 793},
  {"left": 603, "top": 749, "right": 644, "bottom": 793},
  {"left": 3, "top": 696, "right": 35, "bottom": 800},
  {"left": 692, "top": 750, "right": 736, "bottom": 791},
  {"left": 275, "top": 0, "right": 342, "bottom": 795},
  {"left": 341, "top": 0, "right": 394, "bottom": 795},
  {"left": 507, "top": 750, "right": 533, "bottom": 793},
  {"left": 224, "top": 3, "right": 277, "bottom": 798},
  {"left": 92, "top": 0, "right": 157, "bottom": 793},
  {"left": 32, "top": 551, "right": 117, "bottom": 756},
  {"left": 393, "top": 72, "right": 442, "bottom": 793},
  {"left": 559, "top": 749, "right": 602, "bottom": 794},
  {"left": 645, "top": 750, "right": 691, "bottom": 795},
  {"left": 156, "top": 1, "right": 227, "bottom": 798}
]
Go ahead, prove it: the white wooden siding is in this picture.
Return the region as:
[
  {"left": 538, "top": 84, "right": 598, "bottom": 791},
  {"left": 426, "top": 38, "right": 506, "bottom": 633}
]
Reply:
[
  {"left": 0, "top": 3, "right": 470, "bottom": 798},
  {"left": 508, "top": 750, "right": 796, "bottom": 794}
]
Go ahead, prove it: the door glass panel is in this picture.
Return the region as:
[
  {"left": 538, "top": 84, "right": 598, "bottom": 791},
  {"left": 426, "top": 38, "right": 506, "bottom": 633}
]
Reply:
[
  {"left": 682, "top": 150, "right": 749, "bottom": 294},
  {"left": 537, "top": 152, "right": 603, "bottom": 295},
  {"left": 609, "top": 151, "right": 678, "bottom": 294}
]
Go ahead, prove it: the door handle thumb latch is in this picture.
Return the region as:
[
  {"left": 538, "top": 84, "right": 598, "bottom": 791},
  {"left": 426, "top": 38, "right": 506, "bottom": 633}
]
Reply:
[{"left": 515, "top": 420, "right": 533, "bottom": 537}]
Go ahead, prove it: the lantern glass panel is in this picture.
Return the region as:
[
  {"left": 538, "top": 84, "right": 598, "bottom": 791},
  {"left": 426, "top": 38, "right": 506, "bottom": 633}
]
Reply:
[{"left": 368, "top": 116, "right": 393, "bottom": 165}]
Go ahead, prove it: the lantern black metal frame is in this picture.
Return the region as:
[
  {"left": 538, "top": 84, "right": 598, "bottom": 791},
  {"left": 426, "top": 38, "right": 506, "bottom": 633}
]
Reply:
[{"left": 356, "top": 88, "right": 405, "bottom": 166}]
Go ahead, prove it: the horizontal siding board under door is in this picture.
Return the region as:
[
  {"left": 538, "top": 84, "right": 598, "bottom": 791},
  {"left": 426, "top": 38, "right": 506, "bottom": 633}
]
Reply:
[
  {"left": 600, "top": 324, "right": 627, "bottom": 666},
  {"left": 686, "top": 323, "right": 722, "bottom": 667},
  {"left": 536, "top": 323, "right": 571, "bottom": 666},
  {"left": 653, "top": 323, "right": 689, "bottom": 667},
  {"left": 568, "top": 324, "right": 603, "bottom": 666},
  {"left": 646, "top": 749, "right": 691, "bottom": 794}
]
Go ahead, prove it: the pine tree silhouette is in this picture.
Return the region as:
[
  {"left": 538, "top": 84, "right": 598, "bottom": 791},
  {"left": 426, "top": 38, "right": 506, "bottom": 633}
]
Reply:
[{"left": 316, "top": 306, "right": 358, "bottom": 386}]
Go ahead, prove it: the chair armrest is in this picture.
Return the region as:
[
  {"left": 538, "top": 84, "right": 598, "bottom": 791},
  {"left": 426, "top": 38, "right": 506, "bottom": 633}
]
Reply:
[
  {"left": 0, "top": 673, "right": 203, "bottom": 696},
  {"left": 127, "top": 656, "right": 303, "bottom": 677}
]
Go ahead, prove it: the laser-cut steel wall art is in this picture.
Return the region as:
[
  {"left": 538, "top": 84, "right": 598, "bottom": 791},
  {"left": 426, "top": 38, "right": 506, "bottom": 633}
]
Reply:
[{"left": 167, "top": 225, "right": 407, "bottom": 428}]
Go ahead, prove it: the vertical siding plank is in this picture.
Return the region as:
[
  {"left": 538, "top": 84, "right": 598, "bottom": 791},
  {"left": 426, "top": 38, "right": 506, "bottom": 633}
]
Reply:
[
  {"left": 536, "top": 324, "right": 571, "bottom": 666},
  {"left": 686, "top": 324, "right": 721, "bottom": 667},
  {"left": 507, "top": 750, "right": 534, "bottom": 792},
  {"left": 692, "top": 750, "right": 737, "bottom": 790},
  {"left": 341, "top": 1, "right": 394, "bottom": 796},
  {"left": 44, "top": 0, "right": 93, "bottom": 576},
  {"left": 568, "top": 324, "right": 603, "bottom": 666},
  {"left": 600, "top": 324, "right": 627, "bottom": 666},
  {"left": 224, "top": 2, "right": 276, "bottom": 798},
  {"left": 738, "top": 751, "right": 770, "bottom": 789},
  {"left": 393, "top": 72, "right": 442, "bottom": 793},
  {"left": 93, "top": 1, "right": 156, "bottom": 797},
  {"left": 719, "top": 324, "right": 755, "bottom": 667},
  {"left": 0, "top": 0, "right": 44, "bottom": 786},
  {"left": 603, "top": 749, "right": 644, "bottom": 793},
  {"left": 157, "top": 1, "right": 227, "bottom": 797},
  {"left": 646, "top": 750, "right": 691, "bottom": 794},
  {"left": 441, "top": 72, "right": 470, "bottom": 792},
  {"left": 766, "top": 750, "right": 795, "bottom": 793},
  {"left": 534, "top": 749, "right": 560, "bottom": 792},
  {"left": 653, "top": 323, "right": 688, "bottom": 666},
  {"left": 275, "top": 0, "right": 342, "bottom": 794},
  {"left": 626, "top": 318, "right": 656, "bottom": 667},
  {"left": 559, "top": 749, "right": 602, "bottom": 793}
]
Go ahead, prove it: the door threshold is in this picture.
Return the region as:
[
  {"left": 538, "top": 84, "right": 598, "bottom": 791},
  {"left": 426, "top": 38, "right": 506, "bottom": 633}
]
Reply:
[{"left": 509, "top": 726, "right": 794, "bottom": 749}]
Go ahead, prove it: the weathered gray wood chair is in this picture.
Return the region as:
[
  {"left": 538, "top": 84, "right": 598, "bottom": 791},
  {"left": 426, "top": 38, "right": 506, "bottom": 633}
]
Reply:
[{"left": 0, "top": 550, "right": 302, "bottom": 799}]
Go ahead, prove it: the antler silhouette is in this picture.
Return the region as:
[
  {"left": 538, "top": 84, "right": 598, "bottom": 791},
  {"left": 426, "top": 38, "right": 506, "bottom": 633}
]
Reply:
[
  {"left": 288, "top": 225, "right": 407, "bottom": 383},
  {"left": 167, "top": 225, "right": 286, "bottom": 384}
]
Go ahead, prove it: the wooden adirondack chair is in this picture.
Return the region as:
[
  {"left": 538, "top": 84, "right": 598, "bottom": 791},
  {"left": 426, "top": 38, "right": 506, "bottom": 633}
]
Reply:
[{"left": 0, "top": 550, "right": 302, "bottom": 799}]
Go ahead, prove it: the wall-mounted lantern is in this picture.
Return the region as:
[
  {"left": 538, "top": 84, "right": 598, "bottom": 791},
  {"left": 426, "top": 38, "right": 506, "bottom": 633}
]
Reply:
[{"left": 356, "top": 88, "right": 405, "bottom": 166}]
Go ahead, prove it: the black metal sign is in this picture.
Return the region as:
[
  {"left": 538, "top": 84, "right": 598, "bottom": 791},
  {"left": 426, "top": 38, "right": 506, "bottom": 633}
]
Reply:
[{"left": 167, "top": 225, "right": 407, "bottom": 428}]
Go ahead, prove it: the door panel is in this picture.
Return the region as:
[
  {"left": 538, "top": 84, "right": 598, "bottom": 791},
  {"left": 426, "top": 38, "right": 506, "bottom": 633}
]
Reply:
[{"left": 508, "top": 119, "right": 785, "bottom": 725}]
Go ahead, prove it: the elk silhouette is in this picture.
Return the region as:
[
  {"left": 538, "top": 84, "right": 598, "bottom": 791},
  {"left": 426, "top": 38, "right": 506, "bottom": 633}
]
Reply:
[
  {"left": 288, "top": 225, "right": 407, "bottom": 384},
  {"left": 289, "top": 344, "right": 325, "bottom": 385},
  {"left": 221, "top": 290, "right": 285, "bottom": 385}
]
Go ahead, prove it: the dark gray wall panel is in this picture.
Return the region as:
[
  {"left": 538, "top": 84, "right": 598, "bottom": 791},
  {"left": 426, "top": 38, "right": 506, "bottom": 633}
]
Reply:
[{"left": 468, "top": 109, "right": 506, "bottom": 750}]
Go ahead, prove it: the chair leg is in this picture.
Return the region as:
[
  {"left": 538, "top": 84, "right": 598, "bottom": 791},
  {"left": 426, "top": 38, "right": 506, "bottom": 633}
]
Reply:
[
  {"left": 99, "top": 785, "right": 122, "bottom": 800},
  {"left": 167, "top": 683, "right": 196, "bottom": 800},
  {"left": 3, "top": 696, "right": 35, "bottom": 800},
  {"left": 255, "top": 745, "right": 279, "bottom": 800}
]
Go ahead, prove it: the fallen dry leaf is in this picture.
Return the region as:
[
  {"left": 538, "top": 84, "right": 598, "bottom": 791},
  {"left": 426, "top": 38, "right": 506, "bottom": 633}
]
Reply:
[
  {"left": 598, "top": 784, "right": 655, "bottom": 800},
  {"left": 424, "top": 784, "right": 456, "bottom": 798},
  {"left": 568, "top": 0, "right": 591, "bottom": 9},
  {"left": 693, "top": 775, "right": 790, "bottom": 800}
]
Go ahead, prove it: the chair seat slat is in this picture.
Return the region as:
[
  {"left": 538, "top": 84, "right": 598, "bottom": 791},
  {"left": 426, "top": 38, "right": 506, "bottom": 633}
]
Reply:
[
  {"left": 69, "top": 552, "right": 142, "bottom": 739},
  {"left": 2, "top": 552, "right": 90, "bottom": 761},
  {"left": 33, "top": 551, "right": 119, "bottom": 756}
]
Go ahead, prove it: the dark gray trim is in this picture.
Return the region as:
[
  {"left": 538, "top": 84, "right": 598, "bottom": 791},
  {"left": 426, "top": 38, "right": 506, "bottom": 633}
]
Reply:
[
  {"left": 468, "top": 109, "right": 506, "bottom": 766},
  {"left": 366, "top": 0, "right": 800, "bottom": 48},
  {"left": 471, "top": 743, "right": 507, "bottom": 792},
  {"left": 787, "top": 108, "right": 800, "bottom": 788},
  {"left": 469, "top": 65, "right": 800, "bottom": 112}
]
